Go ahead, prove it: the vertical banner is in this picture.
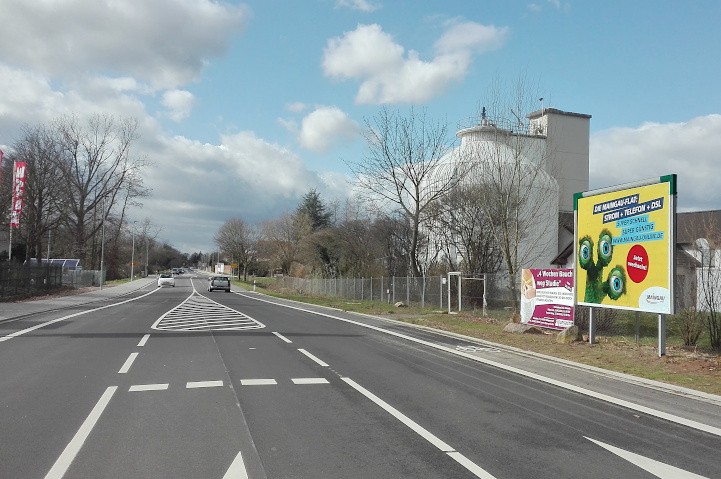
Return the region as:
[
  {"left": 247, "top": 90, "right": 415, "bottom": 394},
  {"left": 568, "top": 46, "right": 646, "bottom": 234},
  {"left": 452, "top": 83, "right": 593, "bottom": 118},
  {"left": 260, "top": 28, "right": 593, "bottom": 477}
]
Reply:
[
  {"left": 520, "top": 268, "right": 575, "bottom": 330},
  {"left": 10, "top": 161, "right": 27, "bottom": 228},
  {"left": 574, "top": 175, "right": 676, "bottom": 314}
]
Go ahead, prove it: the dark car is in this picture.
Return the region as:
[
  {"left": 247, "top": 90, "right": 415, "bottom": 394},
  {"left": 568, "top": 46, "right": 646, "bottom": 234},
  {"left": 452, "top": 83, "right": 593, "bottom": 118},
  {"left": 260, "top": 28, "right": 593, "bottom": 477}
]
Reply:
[{"left": 208, "top": 276, "right": 231, "bottom": 292}]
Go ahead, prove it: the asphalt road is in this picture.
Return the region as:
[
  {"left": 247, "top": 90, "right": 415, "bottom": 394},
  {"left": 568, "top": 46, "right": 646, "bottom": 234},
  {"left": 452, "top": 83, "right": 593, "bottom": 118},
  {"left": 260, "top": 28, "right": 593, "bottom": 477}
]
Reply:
[{"left": 1, "top": 274, "right": 719, "bottom": 478}]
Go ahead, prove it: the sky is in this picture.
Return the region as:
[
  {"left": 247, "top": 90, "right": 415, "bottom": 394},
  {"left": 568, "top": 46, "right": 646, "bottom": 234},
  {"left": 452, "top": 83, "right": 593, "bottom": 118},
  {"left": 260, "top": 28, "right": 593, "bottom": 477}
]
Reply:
[{"left": 1, "top": 0, "right": 720, "bottom": 254}]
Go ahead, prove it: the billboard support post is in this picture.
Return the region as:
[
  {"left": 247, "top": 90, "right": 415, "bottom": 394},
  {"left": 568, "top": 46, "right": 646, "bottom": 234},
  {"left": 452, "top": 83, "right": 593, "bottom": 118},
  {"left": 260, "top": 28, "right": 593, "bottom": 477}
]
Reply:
[
  {"left": 588, "top": 307, "right": 595, "bottom": 345},
  {"left": 658, "top": 314, "right": 666, "bottom": 356}
]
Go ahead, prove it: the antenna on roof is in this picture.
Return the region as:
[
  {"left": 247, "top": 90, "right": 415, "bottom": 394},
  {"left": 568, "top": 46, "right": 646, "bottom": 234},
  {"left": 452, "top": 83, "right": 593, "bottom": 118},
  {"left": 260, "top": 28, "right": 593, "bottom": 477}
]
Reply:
[{"left": 539, "top": 97, "right": 545, "bottom": 116}]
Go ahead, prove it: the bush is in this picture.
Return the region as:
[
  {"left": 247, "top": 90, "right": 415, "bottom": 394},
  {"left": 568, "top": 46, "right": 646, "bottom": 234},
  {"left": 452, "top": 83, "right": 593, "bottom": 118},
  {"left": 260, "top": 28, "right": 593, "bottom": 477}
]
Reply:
[{"left": 674, "top": 308, "right": 706, "bottom": 347}]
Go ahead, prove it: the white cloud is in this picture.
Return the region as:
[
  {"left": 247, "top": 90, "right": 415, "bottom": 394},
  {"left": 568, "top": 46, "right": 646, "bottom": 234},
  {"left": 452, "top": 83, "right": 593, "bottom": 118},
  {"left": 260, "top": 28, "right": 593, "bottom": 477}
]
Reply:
[
  {"left": 0, "top": 0, "right": 248, "bottom": 90},
  {"left": 139, "top": 129, "right": 351, "bottom": 252},
  {"left": 161, "top": 89, "right": 196, "bottom": 122},
  {"left": 335, "top": 0, "right": 381, "bottom": 13},
  {"left": 322, "top": 22, "right": 507, "bottom": 104},
  {"left": 590, "top": 114, "right": 721, "bottom": 211},
  {"left": 286, "top": 102, "right": 307, "bottom": 113},
  {"left": 297, "top": 106, "right": 360, "bottom": 152}
]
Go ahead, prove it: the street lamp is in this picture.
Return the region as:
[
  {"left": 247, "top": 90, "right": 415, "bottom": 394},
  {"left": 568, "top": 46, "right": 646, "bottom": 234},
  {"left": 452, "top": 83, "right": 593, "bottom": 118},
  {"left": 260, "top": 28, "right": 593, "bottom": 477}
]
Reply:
[{"left": 129, "top": 221, "right": 137, "bottom": 282}]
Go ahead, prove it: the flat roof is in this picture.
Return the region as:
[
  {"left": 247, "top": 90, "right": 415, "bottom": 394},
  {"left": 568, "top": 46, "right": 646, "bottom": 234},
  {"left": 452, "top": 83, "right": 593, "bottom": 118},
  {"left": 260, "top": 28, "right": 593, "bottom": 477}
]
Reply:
[{"left": 527, "top": 108, "right": 592, "bottom": 120}]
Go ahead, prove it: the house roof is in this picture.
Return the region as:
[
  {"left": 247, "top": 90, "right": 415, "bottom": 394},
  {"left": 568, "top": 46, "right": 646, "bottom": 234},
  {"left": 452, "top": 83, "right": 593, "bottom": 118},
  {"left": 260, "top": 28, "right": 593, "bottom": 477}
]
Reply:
[{"left": 676, "top": 210, "right": 721, "bottom": 243}]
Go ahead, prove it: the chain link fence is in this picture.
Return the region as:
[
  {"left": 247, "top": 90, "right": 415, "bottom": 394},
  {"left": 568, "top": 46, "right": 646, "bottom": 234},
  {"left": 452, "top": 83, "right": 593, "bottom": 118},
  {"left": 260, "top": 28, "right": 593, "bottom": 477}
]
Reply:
[
  {"left": 274, "top": 274, "right": 516, "bottom": 312},
  {"left": 273, "top": 274, "right": 720, "bottom": 353}
]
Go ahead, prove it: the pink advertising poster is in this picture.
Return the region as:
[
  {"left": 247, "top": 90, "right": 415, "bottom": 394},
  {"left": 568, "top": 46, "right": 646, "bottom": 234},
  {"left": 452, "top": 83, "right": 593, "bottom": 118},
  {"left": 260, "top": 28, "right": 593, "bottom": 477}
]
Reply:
[{"left": 520, "top": 268, "right": 575, "bottom": 330}]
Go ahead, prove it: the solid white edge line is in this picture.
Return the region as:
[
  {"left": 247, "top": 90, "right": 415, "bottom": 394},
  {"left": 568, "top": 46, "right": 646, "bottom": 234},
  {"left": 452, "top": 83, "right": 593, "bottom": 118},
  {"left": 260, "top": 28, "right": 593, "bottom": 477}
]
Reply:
[
  {"left": 2, "top": 288, "right": 160, "bottom": 342},
  {"left": 272, "top": 331, "right": 292, "bottom": 343},
  {"left": 186, "top": 380, "right": 224, "bottom": 389},
  {"left": 117, "top": 352, "right": 138, "bottom": 374},
  {"left": 137, "top": 334, "right": 150, "bottom": 347},
  {"left": 240, "top": 292, "right": 721, "bottom": 438},
  {"left": 44, "top": 386, "right": 117, "bottom": 479},
  {"left": 128, "top": 384, "right": 169, "bottom": 392},
  {"left": 223, "top": 451, "right": 249, "bottom": 479},
  {"left": 297, "top": 348, "right": 329, "bottom": 367}
]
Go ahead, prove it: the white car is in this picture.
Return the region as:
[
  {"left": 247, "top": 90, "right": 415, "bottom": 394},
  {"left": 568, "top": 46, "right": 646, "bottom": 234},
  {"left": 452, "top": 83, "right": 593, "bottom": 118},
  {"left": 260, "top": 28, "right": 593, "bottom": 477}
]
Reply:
[{"left": 157, "top": 273, "right": 176, "bottom": 287}]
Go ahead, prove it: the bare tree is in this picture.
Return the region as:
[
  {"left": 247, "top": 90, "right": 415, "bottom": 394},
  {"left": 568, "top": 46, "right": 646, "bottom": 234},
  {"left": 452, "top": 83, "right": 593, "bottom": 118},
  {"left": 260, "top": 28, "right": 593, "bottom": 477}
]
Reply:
[
  {"left": 427, "top": 184, "right": 503, "bottom": 275},
  {"left": 464, "top": 76, "right": 559, "bottom": 308},
  {"left": 214, "top": 218, "right": 258, "bottom": 281},
  {"left": 261, "top": 212, "right": 311, "bottom": 275},
  {"left": 54, "top": 114, "right": 149, "bottom": 267},
  {"left": 691, "top": 214, "right": 721, "bottom": 350},
  {"left": 9, "top": 125, "right": 65, "bottom": 262},
  {"left": 348, "top": 107, "right": 462, "bottom": 277}
]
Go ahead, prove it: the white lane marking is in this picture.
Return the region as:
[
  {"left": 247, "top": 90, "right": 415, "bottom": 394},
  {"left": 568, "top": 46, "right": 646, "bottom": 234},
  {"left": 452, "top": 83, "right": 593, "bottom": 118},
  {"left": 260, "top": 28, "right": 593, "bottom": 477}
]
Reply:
[
  {"left": 1, "top": 288, "right": 159, "bottom": 342},
  {"left": 118, "top": 352, "right": 138, "bottom": 374},
  {"left": 298, "top": 348, "right": 328, "bottom": 367},
  {"left": 186, "top": 380, "right": 224, "bottom": 389},
  {"left": 240, "top": 292, "right": 721, "bottom": 438},
  {"left": 447, "top": 452, "right": 497, "bottom": 479},
  {"left": 272, "top": 331, "right": 292, "bottom": 343},
  {"left": 585, "top": 437, "right": 709, "bottom": 479},
  {"left": 129, "top": 384, "right": 169, "bottom": 392},
  {"left": 292, "top": 378, "right": 330, "bottom": 385},
  {"left": 44, "top": 386, "right": 117, "bottom": 479},
  {"left": 342, "top": 377, "right": 495, "bottom": 479},
  {"left": 151, "top": 291, "right": 264, "bottom": 332},
  {"left": 223, "top": 451, "right": 249, "bottom": 479},
  {"left": 342, "top": 377, "right": 453, "bottom": 451},
  {"left": 137, "top": 334, "right": 150, "bottom": 347},
  {"left": 240, "top": 379, "right": 277, "bottom": 386}
]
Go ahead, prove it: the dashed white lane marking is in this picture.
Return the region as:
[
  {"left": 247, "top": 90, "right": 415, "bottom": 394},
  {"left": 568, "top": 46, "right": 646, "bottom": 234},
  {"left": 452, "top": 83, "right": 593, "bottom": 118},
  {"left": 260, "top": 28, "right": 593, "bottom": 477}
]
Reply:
[
  {"left": 272, "top": 331, "right": 292, "bottom": 343},
  {"left": 118, "top": 352, "right": 138, "bottom": 374},
  {"left": 223, "top": 451, "right": 249, "bottom": 479},
  {"left": 44, "top": 386, "right": 117, "bottom": 479},
  {"left": 129, "top": 384, "right": 169, "bottom": 392},
  {"left": 187, "top": 380, "right": 224, "bottom": 389},
  {"left": 240, "top": 379, "right": 277, "bottom": 386},
  {"left": 152, "top": 291, "right": 264, "bottom": 332},
  {"left": 292, "top": 378, "right": 329, "bottom": 385},
  {"left": 298, "top": 348, "right": 329, "bottom": 367},
  {"left": 341, "top": 377, "right": 496, "bottom": 479},
  {"left": 137, "top": 334, "right": 150, "bottom": 347}
]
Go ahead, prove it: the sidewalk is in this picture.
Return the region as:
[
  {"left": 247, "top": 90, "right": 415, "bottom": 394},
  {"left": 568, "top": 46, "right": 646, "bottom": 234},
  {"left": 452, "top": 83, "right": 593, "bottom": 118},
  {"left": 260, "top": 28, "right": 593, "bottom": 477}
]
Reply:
[{"left": 0, "top": 277, "right": 158, "bottom": 322}]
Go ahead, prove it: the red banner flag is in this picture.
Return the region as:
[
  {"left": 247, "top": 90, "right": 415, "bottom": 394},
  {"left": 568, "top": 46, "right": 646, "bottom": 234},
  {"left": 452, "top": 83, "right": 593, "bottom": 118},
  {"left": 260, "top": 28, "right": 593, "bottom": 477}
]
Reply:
[{"left": 10, "top": 161, "right": 27, "bottom": 228}]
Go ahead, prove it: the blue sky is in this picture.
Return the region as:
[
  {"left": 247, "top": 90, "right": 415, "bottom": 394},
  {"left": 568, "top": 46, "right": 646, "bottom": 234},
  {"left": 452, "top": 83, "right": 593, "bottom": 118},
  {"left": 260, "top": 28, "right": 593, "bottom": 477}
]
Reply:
[{"left": 1, "top": 0, "right": 720, "bottom": 253}]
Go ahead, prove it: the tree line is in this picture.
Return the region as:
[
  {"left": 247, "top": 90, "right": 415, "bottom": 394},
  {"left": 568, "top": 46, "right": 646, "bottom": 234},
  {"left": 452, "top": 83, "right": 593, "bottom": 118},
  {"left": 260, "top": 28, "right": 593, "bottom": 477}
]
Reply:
[{"left": 0, "top": 114, "right": 188, "bottom": 278}]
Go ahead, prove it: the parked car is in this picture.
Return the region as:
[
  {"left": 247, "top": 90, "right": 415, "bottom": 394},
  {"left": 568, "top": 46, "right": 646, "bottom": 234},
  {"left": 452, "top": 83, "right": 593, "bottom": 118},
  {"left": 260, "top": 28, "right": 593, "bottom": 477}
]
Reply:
[
  {"left": 208, "top": 275, "right": 231, "bottom": 292},
  {"left": 157, "top": 273, "right": 175, "bottom": 287}
]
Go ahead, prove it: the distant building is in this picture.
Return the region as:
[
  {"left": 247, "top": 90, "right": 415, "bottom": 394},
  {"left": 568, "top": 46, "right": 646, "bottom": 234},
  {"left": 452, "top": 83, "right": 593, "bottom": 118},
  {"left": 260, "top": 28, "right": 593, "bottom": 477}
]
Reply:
[{"left": 429, "top": 106, "right": 591, "bottom": 275}]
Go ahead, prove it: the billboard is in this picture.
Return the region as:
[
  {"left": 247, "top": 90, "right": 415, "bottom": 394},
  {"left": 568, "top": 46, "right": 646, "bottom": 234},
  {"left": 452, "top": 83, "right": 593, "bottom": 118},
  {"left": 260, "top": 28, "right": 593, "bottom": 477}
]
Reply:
[
  {"left": 520, "top": 268, "right": 575, "bottom": 330},
  {"left": 574, "top": 175, "right": 676, "bottom": 314}
]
